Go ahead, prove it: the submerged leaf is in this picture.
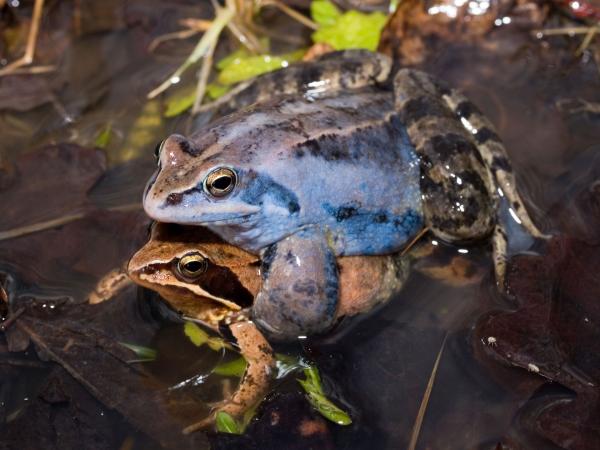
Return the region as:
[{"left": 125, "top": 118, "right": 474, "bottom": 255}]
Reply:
[
  {"left": 311, "top": 0, "right": 342, "bottom": 26},
  {"left": 275, "top": 353, "right": 306, "bottom": 378},
  {"left": 184, "top": 322, "right": 209, "bottom": 347},
  {"left": 213, "top": 357, "right": 247, "bottom": 377},
  {"left": 312, "top": 10, "right": 388, "bottom": 51},
  {"left": 217, "top": 50, "right": 305, "bottom": 85},
  {"left": 164, "top": 86, "right": 196, "bottom": 117},
  {"left": 206, "top": 82, "right": 231, "bottom": 100},
  {"left": 119, "top": 342, "right": 157, "bottom": 361},
  {"left": 215, "top": 411, "right": 242, "bottom": 434},
  {"left": 297, "top": 365, "right": 352, "bottom": 425},
  {"left": 94, "top": 123, "right": 112, "bottom": 149}
]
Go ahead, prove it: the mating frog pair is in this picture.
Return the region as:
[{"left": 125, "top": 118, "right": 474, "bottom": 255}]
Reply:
[
  {"left": 127, "top": 222, "right": 409, "bottom": 421},
  {"left": 142, "top": 49, "right": 545, "bottom": 342}
]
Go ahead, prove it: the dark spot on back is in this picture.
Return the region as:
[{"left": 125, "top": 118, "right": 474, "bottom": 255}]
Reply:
[
  {"left": 332, "top": 206, "right": 358, "bottom": 222},
  {"left": 491, "top": 155, "right": 512, "bottom": 172},
  {"left": 241, "top": 170, "right": 301, "bottom": 215},
  {"left": 475, "top": 127, "right": 501, "bottom": 144},
  {"left": 401, "top": 96, "right": 450, "bottom": 124},
  {"left": 455, "top": 101, "right": 477, "bottom": 119}
]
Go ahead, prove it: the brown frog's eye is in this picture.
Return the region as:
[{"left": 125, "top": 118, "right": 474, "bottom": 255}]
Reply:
[
  {"left": 154, "top": 140, "right": 165, "bottom": 164},
  {"left": 176, "top": 252, "right": 208, "bottom": 280},
  {"left": 204, "top": 167, "right": 237, "bottom": 198}
]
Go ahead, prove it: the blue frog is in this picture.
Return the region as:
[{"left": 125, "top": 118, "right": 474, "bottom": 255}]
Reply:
[{"left": 143, "top": 50, "right": 545, "bottom": 340}]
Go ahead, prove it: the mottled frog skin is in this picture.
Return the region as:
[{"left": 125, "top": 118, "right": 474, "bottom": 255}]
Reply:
[{"left": 144, "top": 50, "right": 544, "bottom": 340}]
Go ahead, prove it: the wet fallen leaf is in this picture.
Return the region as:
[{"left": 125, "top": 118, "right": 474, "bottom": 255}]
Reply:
[
  {"left": 297, "top": 365, "right": 352, "bottom": 425},
  {"left": 216, "top": 411, "right": 242, "bottom": 434},
  {"left": 94, "top": 123, "right": 113, "bottom": 149},
  {"left": 310, "top": 0, "right": 342, "bottom": 26},
  {"left": 4, "top": 285, "right": 209, "bottom": 449},
  {"left": 209, "top": 392, "right": 334, "bottom": 450},
  {"left": 164, "top": 85, "right": 196, "bottom": 117},
  {"left": 213, "top": 357, "right": 247, "bottom": 377},
  {"left": 120, "top": 342, "right": 157, "bottom": 362},
  {"left": 0, "top": 144, "right": 106, "bottom": 233},
  {"left": 311, "top": 7, "right": 387, "bottom": 51},
  {"left": 216, "top": 50, "right": 305, "bottom": 85},
  {"left": 474, "top": 234, "right": 600, "bottom": 449}
]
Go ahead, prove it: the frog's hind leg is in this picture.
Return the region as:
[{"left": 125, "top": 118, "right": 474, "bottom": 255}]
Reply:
[
  {"left": 394, "top": 69, "right": 496, "bottom": 243},
  {"left": 441, "top": 89, "right": 547, "bottom": 239},
  {"left": 195, "top": 50, "right": 391, "bottom": 117}
]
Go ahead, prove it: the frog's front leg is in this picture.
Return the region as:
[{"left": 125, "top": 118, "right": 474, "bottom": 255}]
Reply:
[
  {"left": 214, "top": 321, "right": 275, "bottom": 417},
  {"left": 183, "top": 321, "right": 275, "bottom": 434},
  {"left": 252, "top": 228, "right": 339, "bottom": 341}
]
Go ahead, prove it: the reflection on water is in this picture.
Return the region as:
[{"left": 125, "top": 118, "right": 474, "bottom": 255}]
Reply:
[{"left": 1, "top": 0, "right": 600, "bottom": 449}]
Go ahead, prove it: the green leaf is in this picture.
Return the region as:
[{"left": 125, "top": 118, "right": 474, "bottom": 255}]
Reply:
[
  {"left": 297, "top": 365, "right": 352, "bottom": 426},
  {"left": 206, "top": 82, "right": 231, "bottom": 100},
  {"left": 303, "top": 366, "right": 323, "bottom": 392},
  {"left": 119, "top": 342, "right": 157, "bottom": 361},
  {"left": 213, "top": 357, "right": 248, "bottom": 377},
  {"left": 217, "top": 50, "right": 305, "bottom": 85},
  {"left": 275, "top": 353, "right": 305, "bottom": 378},
  {"left": 215, "top": 411, "right": 242, "bottom": 434},
  {"left": 310, "top": 0, "right": 341, "bottom": 26},
  {"left": 164, "top": 86, "right": 196, "bottom": 117},
  {"left": 240, "top": 403, "right": 258, "bottom": 432},
  {"left": 184, "top": 322, "right": 209, "bottom": 347},
  {"left": 94, "top": 123, "right": 112, "bottom": 149},
  {"left": 216, "top": 47, "right": 250, "bottom": 70},
  {"left": 311, "top": 10, "right": 388, "bottom": 51}
]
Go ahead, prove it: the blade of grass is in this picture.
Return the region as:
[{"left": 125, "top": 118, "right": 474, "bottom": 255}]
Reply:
[
  {"left": 147, "top": 2, "right": 234, "bottom": 99},
  {"left": 407, "top": 333, "right": 448, "bottom": 450}
]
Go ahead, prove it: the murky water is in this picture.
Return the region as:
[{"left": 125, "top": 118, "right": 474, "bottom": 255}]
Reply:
[{"left": 1, "top": 1, "right": 600, "bottom": 449}]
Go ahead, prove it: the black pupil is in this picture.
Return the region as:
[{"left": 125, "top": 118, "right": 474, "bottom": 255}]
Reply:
[
  {"left": 212, "top": 175, "right": 232, "bottom": 191},
  {"left": 184, "top": 260, "right": 204, "bottom": 273}
]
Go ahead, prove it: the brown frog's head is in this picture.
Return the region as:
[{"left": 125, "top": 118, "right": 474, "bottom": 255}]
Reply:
[{"left": 127, "top": 223, "right": 261, "bottom": 325}]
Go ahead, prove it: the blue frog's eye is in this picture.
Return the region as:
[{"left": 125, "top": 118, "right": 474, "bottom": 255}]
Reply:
[
  {"left": 154, "top": 140, "right": 165, "bottom": 164},
  {"left": 204, "top": 167, "right": 237, "bottom": 198}
]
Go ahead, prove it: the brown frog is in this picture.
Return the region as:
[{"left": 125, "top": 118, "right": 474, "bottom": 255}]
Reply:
[{"left": 127, "top": 222, "right": 409, "bottom": 421}]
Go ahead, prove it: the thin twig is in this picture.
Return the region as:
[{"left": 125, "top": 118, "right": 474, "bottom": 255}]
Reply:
[
  {"left": 192, "top": 79, "right": 253, "bottom": 115},
  {"left": 407, "top": 333, "right": 448, "bottom": 450},
  {"left": 0, "top": 0, "right": 45, "bottom": 76},
  {"left": 227, "top": 18, "right": 264, "bottom": 53},
  {"left": 192, "top": 36, "right": 218, "bottom": 114},
  {"left": 148, "top": 29, "right": 200, "bottom": 53},
  {"left": 534, "top": 25, "right": 600, "bottom": 36},
  {"left": 147, "top": 2, "right": 234, "bottom": 99},
  {"left": 576, "top": 26, "right": 598, "bottom": 55},
  {"left": 0, "top": 203, "right": 141, "bottom": 242},
  {"left": 259, "top": 0, "right": 318, "bottom": 30},
  {"left": 0, "top": 212, "right": 86, "bottom": 241},
  {"left": 179, "top": 18, "right": 213, "bottom": 31},
  {"left": 3, "top": 65, "right": 56, "bottom": 75},
  {"left": 401, "top": 227, "right": 428, "bottom": 256}
]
